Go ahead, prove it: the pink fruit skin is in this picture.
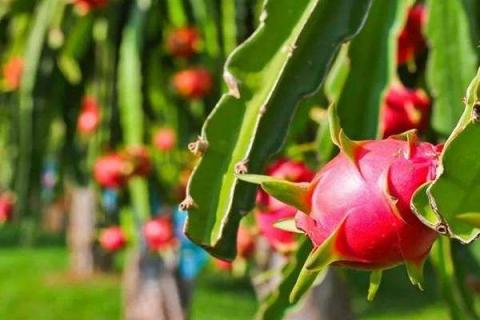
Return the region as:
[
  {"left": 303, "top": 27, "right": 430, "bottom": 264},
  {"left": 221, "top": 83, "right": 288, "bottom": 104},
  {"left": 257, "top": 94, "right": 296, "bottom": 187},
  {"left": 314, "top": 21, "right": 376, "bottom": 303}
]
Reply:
[
  {"left": 144, "top": 217, "right": 176, "bottom": 251},
  {"left": 3, "top": 56, "right": 23, "bottom": 91},
  {"left": 398, "top": 4, "right": 426, "bottom": 65},
  {"left": 296, "top": 138, "right": 439, "bottom": 269},
  {"left": 77, "top": 96, "right": 100, "bottom": 135},
  {"left": 100, "top": 226, "right": 126, "bottom": 252},
  {"left": 166, "top": 27, "right": 200, "bottom": 58},
  {"left": 173, "top": 68, "right": 213, "bottom": 99},
  {"left": 153, "top": 128, "right": 176, "bottom": 152},
  {"left": 256, "top": 159, "right": 314, "bottom": 252},
  {"left": 0, "top": 193, "right": 14, "bottom": 223},
  {"left": 93, "top": 154, "right": 128, "bottom": 188},
  {"left": 381, "top": 84, "right": 430, "bottom": 138}
]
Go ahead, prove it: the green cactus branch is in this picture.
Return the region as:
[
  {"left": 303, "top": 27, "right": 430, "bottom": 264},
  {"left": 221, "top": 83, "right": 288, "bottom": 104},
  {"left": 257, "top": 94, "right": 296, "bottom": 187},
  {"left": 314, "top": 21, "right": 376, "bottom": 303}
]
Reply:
[
  {"left": 118, "top": 0, "right": 150, "bottom": 225},
  {"left": 184, "top": 0, "right": 373, "bottom": 259},
  {"left": 426, "top": 0, "right": 477, "bottom": 136},
  {"left": 430, "top": 237, "right": 478, "bottom": 320},
  {"left": 15, "top": 0, "right": 59, "bottom": 219},
  {"left": 411, "top": 67, "right": 480, "bottom": 244},
  {"left": 337, "top": 0, "right": 411, "bottom": 139}
]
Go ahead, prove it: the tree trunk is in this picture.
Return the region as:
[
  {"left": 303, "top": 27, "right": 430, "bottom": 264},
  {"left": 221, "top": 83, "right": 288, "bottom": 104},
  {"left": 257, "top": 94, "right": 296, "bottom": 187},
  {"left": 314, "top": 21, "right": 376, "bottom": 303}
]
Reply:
[
  {"left": 123, "top": 248, "right": 184, "bottom": 320},
  {"left": 67, "top": 186, "right": 96, "bottom": 278}
]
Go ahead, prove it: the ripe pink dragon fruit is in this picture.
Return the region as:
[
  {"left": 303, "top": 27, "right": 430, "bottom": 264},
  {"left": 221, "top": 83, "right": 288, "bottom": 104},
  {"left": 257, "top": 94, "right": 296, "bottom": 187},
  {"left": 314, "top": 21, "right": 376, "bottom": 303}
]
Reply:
[
  {"left": 173, "top": 68, "right": 213, "bottom": 100},
  {"left": 153, "top": 127, "right": 176, "bottom": 152},
  {"left": 77, "top": 96, "right": 101, "bottom": 135},
  {"left": 295, "top": 137, "right": 439, "bottom": 271},
  {"left": 397, "top": 4, "right": 426, "bottom": 65},
  {"left": 381, "top": 84, "right": 430, "bottom": 138},
  {"left": 144, "top": 216, "right": 176, "bottom": 251},
  {"left": 166, "top": 27, "right": 201, "bottom": 58},
  {"left": 239, "top": 105, "right": 442, "bottom": 301},
  {"left": 3, "top": 56, "right": 23, "bottom": 91},
  {"left": 256, "top": 158, "right": 314, "bottom": 252},
  {"left": 99, "top": 226, "right": 126, "bottom": 252},
  {"left": 93, "top": 153, "right": 131, "bottom": 188}
]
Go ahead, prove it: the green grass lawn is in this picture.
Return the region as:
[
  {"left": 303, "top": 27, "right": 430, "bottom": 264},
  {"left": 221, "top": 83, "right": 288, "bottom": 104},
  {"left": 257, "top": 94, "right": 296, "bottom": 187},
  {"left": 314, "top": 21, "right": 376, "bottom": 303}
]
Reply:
[
  {"left": 0, "top": 248, "right": 257, "bottom": 320},
  {"left": 0, "top": 247, "right": 463, "bottom": 319}
]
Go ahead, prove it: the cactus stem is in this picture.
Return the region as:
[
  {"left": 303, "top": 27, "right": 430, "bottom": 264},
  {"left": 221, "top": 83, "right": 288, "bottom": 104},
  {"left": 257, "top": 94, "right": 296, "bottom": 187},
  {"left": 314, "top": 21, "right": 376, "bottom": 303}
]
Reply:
[
  {"left": 188, "top": 136, "right": 208, "bottom": 156},
  {"left": 179, "top": 195, "right": 196, "bottom": 211},
  {"left": 223, "top": 71, "right": 240, "bottom": 98},
  {"left": 234, "top": 159, "right": 249, "bottom": 174}
]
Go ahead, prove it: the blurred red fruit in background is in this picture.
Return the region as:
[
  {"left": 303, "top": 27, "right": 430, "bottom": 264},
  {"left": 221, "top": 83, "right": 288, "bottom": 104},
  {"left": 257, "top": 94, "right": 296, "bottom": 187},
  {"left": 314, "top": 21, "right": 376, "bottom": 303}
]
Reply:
[
  {"left": 397, "top": 4, "right": 426, "bottom": 65},
  {"left": 173, "top": 68, "right": 213, "bottom": 100},
  {"left": 144, "top": 216, "right": 176, "bottom": 251},
  {"left": 381, "top": 84, "right": 430, "bottom": 138},
  {"left": 77, "top": 96, "right": 101, "bottom": 135},
  {"left": 74, "top": 0, "right": 108, "bottom": 14},
  {"left": 153, "top": 128, "right": 176, "bottom": 152},
  {"left": 166, "top": 27, "right": 200, "bottom": 58},
  {"left": 99, "top": 226, "right": 126, "bottom": 252},
  {"left": 213, "top": 226, "right": 255, "bottom": 271},
  {"left": 94, "top": 153, "right": 130, "bottom": 188},
  {"left": 3, "top": 56, "right": 23, "bottom": 91},
  {"left": 124, "top": 146, "right": 151, "bottom": 177},
  {"left": 237, "top": 226, "right": 255, "bottom": 259},
  {"left": 213, "top": 258, "right": 232, "bottom": 271},
  {"left": 256, "top": 158, "right": 314, "bottom": 252},
  {"left": 0, "top": 193, "right": 14, "bottom": 223}
]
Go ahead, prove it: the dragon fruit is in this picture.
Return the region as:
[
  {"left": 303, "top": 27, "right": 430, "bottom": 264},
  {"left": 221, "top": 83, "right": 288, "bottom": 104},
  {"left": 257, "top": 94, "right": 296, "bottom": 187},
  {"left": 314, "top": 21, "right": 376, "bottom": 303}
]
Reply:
[
  {"left": 123, "top": 145, "right": 152, "bottom": 177},
  {"left": 239, "top": 105, "right": 441, "bottom": 301},
  {"left": 144, "top": 216, "right": 176, "bottom": 251},
  {"left": 381, "top": 84, "right": 430, "bottom": 138},
  {"left": 77, "top": 96, "right": 101, "bottom": 135},
  {"left": 93, "top": 153, "right": 131, "bottom": 188},
  {"left": 256, "top": 158, "right": 314, "bottom": 252},
  {"left": 173, "top": 68, "right": 213, "bottom": 100},
  {"left": 166, "top": 27, "right": 201, "bottom": 58},
  {"left": 0, "top": 193, "right": 14, "bottom": 223},
  {"left": 74, "top": 0, "right": 108, "bottom": 14},
  {"left": 99, "top": 226, "right": 126, "bottom": 252},
  {"left": 3, "top": 56, "right": 23, "bottom": 91},
  {"left": 397, "top": 4, "right": 426, "bottom": 65},
  {"left": 236, "top": 226, "right": 255, "bottom": 258},
  {"left": 153, "top": 127, "right": 176, "bottom": 152},
  {"left": 295, "top": 137, "right": 439, "bottom": 270},
  {"left": 213, "top": 258, "right": 233, "bottom": 271},
  {"left": 213, "top": 225, "right": 255, "bottom": 271}
]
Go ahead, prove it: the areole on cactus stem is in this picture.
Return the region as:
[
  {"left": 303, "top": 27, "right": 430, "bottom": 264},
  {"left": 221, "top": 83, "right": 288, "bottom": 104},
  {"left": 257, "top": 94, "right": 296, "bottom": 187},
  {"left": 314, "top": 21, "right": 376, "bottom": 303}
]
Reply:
[{"left": 238, "top": 104, "right": 442, "bottom": 302}]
